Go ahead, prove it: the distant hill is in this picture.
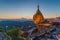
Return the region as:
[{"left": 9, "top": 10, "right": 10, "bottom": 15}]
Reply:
[{"left": 56, "top": 16, "right": 60, "bottom": 19}]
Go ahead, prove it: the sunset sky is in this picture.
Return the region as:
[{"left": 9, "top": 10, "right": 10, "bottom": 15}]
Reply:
[{"left": 0, "top": 0, "right": 60, "bottom": 19}]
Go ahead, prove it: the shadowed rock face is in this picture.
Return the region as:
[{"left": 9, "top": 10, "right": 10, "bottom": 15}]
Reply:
[{"left": 33, "top": 5, "right": 44, "bottom": 25}]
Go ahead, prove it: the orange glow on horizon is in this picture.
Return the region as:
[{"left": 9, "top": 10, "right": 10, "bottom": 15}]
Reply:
[
  {"left": 0, "top": 15, "right": 59, "bottom": 20},
  {"left": 0, "top": 16, "right": 33, "bottom": 20},
  {"left": 44, "top": 15, "right": 59, "bottom": 18}
]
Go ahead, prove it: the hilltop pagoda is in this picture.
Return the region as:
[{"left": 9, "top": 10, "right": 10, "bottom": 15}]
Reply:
[
  {"left": 33, "top": 4, "right": 45, "bottom": 32},
  {"left": 33, "top": 4, "right": 44, "bottom": 25}
]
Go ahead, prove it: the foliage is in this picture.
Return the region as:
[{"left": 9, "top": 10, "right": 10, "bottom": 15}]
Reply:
[
  {"left": 0, "top": 26, "right": 3, "bottom": 30},
  {"left": 6, "top": 27, "right": 27, "bottom": 40},
  {"left": 6, "top": 28, "right": 19, "bottom": 40}
]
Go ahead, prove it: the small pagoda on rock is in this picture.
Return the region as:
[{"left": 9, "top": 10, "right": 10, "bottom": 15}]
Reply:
[{"left": 33, "top": 4, "right": 44, "bottom": 24}]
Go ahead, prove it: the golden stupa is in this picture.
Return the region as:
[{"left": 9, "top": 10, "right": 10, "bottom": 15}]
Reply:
[
  {"left": 33, "top": 4, "right": 44, "bottom": 25},
  {"left": 33, "top": 4, "right": 45, "bottom": 32}
]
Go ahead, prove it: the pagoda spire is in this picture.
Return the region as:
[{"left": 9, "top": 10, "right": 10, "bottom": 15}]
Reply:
[
  {"left": 37, "top": 3, "right": 39, "bottom": 10},
  {"left": 37, "top": 0, "right": 39, "bottom": 10},
  {"left": 33, "top": 3, "right": 44, "bottom": 24}
]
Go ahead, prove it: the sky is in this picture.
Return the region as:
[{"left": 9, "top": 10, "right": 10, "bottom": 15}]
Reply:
[{"left": 0, "top": 0, "right": 60, "bottom": 19}]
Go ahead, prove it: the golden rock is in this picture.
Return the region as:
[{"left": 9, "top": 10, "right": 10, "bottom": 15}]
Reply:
[{"left": 33, "top": 5, "right": 44, "bottom": 24}]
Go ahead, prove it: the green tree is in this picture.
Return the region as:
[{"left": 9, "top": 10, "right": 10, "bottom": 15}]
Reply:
[
  {"left": 6, "top": 27, "right": 27, "bottom": 40},
  {"left": 6, "top": 28, "right": 19, "bottom": 40},
  {"left": 0, "top": 26, "right": 3, "bottom": 31}
]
